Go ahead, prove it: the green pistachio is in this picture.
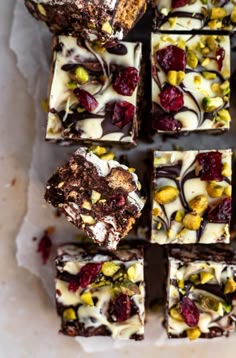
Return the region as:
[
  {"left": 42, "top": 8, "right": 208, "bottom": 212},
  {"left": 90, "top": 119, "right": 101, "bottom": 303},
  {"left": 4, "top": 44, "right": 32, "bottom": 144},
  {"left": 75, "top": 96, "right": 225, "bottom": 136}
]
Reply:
[
  {"left": 202, "top": 97, "right": 223, "bottom": 112},
  {"left": 119, "top": 279, "right": 140, "bottom": 296},
  {"left": 63, "top": 308, "right": 77, "bottom": 321},
  {"left": 74, "top": 66, "right": 89, "bottom": 84}
]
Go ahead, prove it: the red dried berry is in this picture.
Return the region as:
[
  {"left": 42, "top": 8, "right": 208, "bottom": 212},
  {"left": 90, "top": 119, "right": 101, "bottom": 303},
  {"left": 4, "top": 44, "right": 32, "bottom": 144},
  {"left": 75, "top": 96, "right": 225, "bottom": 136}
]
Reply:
[
  {"left": 110, "top": 194, "right": 126, "bottom": 208},
  {"left": 172, "top": 0, "right": 190, "bottom": 8},
  {"left": 196, "top": 151, "right": 222, "bottom": 181},
  {"left": 68, "top": 278, "right": 80, "bottom": 292},
  {"left": 208, "top": 198, "right": 231, "bottom": 223},
  {"left": 74, "top": 88, "right": 98, "bottom": 112},
  {"left": 180, "top": 297, "right": 200, "bottom": 327},
  {"left": 37, "top": 233, "right": 52, "bottom": 265},
  {"left": 113, "top": 294, "right": 131, "bottom": 322},
  {"left": 112, "top": 67, "right": 140, "bottom": 96},
  {"left": 216, "top": 47, "right": 225, "bottom": 71},
  {"left": 79, "top": 263, "right": 102, "bottom": 288},
  {"left": 111, "top": 101, "right": 135, "bottom": 128},
  {"left": 156, "top": 45, "right": 187, "bottom": 72},
  {"left": 159, "top": 85, "right": 184, "bottom": 112},
  {"left": 152, "top": 114, "right": 182, "bottom": 131}
]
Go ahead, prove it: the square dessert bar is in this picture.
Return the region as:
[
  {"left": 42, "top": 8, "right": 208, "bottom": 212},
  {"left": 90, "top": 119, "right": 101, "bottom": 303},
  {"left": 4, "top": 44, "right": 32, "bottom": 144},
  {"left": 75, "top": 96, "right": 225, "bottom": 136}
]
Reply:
[
  {"left": 55, "top": 244, "right": 145, "bottom": 340},
  {"left": 153, "top": 0, "right": 236, "bottom": 32},
  {"left": 46, "top": 36, "right": 142, "bottom": 145},
  {"left": 151, "top": 150, "right": 232, "bottom": 244},
  {"left": 151, "top": 34, "right": 230, "bottom": 133},
  {"left": 167, "top": 246, "right": 236, "bottom": 339},
  {"left": 45, "top": 147, "right": 145, "bottom": 250}
]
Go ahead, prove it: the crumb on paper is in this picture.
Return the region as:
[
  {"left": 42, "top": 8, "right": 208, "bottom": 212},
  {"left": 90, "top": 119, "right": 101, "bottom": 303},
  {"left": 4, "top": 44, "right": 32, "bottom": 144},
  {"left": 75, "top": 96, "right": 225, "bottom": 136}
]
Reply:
[{"left": 36, "top": 227, "right": 55, "bottom": 264}]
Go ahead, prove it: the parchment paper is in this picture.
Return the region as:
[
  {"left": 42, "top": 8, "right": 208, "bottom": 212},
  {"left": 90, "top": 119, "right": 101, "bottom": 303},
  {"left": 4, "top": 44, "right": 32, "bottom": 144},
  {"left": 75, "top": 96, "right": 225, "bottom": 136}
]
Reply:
[{"left": 10, "top": 0, "right": 236, "bottom": 352}]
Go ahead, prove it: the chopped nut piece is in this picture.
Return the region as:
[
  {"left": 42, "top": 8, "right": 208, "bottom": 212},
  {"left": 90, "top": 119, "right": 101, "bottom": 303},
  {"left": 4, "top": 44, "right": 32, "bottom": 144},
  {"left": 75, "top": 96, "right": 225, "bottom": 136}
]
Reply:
[
  {"left": 80, "top": 291, "right": 94, "bottom": 306},
  {"left": 80, "top": 214, "right": 95, "bottom": 225},
  {"left": 206, "top": 182, "right": 224, "bottom": 198},
  {"left": 37, "top": 3, "right": 47, "bottom": 16},
  {"left": 63, "top": 308, "right": 77, "bottom": 321},
  {"left": 211, "top": 8, "right": 227, "bottom": 20},
  {"left": 91, "top": 190, "right": 101, "bottom": 204},
  {"left": 189, "top": 195, "right": 208, "bottom": 215},
  {"left": 153, "top": 208, "right": 161, "bottom": 217},
  {"left": 187, "top": 50, "right": 198, "bottom": 69},
  {"left": 74, "top": 66, "right": 89, "bottom": 84},
  {"left": 154, "top": 186, "right": 179, "bottom": 205},
  {"left": 222, "top": 163, "right": 232, "bottom": 177},
  {"left": 224, "top": 185, "right": 231, "bottom": 197},
  {"left": 101, "top": 262, "right": 120, "bottom": 276},
  {"left": 224, "top": 278, "right": 236, "bottom": 294},
  {"left": 90, "top": 146, "right": 107, "bottom": 156},
  {"left": 231, "top": 8, "right": 236, "bottom": 23},
  {"left": 182, "top": 213, "right": 201, "bottom": 230},
  {"left": 200, "top": 271, "right": 214, "bottom": 284},
  {"left": 167, "top": 71, "right": 185, "bottom": 86},
  {"left": 175, "top": 210, "right": 185, "bottom": 222},
  {"left": 187, "top": 327, "right": 201, "bottom": 341},
  {"left": 202, "top": 97, "right": 223, "bottom": 112},
  {"left": 101, "top": 21, "right": 112, "bottom": 34},
  {"left": 170, "top": 306, "right": 183, "bottom": 322},
  {"left": 202, "top": 72, "right": 216, "bottom": 80},
  {"left": 101, "top": 152, "right": 115, "bottom": 161},
  {"left": 127, "top": 263, "right": 142, "bottom": 283},
  {"left": 82, "top": 200, "right": 92, "bottom": 210}
]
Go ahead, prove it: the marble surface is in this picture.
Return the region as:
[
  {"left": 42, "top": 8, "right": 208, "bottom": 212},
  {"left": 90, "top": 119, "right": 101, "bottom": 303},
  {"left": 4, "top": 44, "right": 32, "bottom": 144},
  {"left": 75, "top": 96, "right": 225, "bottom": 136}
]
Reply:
[{"left": 1, "top": 1, "right": 236, "bottom": 357}]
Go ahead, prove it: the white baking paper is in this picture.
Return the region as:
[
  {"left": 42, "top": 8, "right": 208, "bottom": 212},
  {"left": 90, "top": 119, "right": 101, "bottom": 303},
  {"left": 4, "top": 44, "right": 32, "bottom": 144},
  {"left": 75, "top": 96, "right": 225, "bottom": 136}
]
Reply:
[{"left": 10, "top": 0, "right": 236, "bottom": 352}]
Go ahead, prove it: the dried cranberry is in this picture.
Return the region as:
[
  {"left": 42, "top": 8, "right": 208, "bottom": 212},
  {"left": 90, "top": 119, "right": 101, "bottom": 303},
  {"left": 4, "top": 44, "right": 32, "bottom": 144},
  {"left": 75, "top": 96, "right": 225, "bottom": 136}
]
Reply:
[
  {"left": 180, "top": 297, "right": 200, "bottom": 327},
  {"left": 112, "top": 67, "right": 140, "bottom": 96},
  {"left": 79, "top": 263, "right": 102, "bottom": 288},
  {"left": 110, "top": 194, "right": 126, "bottom": 208},
  {"left": 196, "top": 151, "right": 222, "bottom": 181},
  {"left": 68, "top": 277, "right": 80, "bottom": 292},
  {"left": 172, "top": 0, "right": 189, "bottom": 8},
  {"left": 156, "top": 45, "right": 187, "bottom": 72},
  {"left": 152, "top": 114, "right": 182, "bottom": 131},
  {"left": 216, "top": 47, "right": 225, "bottom": 71},
  {"left": 74, "top": 88, "right": 98, "bottom": 112},
  {"left": 208, "top": 198, "right": 231, "bottom": 223},
  {"left": 113, "top": 294, "right": 131, "bottom": 322},
  {"left": 159, "top": 85, "right": 184, "bottom": 112},
  {"left": 37, "top": 233, "right": 52, "bottom": 264},
  {"left": 111, "top": 101, "right": 135, "bottom": 128}
]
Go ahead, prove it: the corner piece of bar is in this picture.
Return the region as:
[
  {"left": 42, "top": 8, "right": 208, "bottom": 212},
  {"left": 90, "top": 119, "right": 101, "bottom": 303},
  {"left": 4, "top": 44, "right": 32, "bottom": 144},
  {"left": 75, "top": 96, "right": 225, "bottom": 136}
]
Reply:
[
  {"left": 46, "top": 36, "right": 142, "bottom": 145},
  {"left": 166, "top": 245, "right": 236, "bottom": 339},
  {"left": 151, "top": 33, "right": 230, "bottom": 133},
  {"left": 45, "top": 147, "right": 145, "bottom": 250},
  {"left": 55, "top": 243, "right": 145, "bottom": 340},
  {"left": 152, "top": 0, "right": 236, "bottom": 32},
  {"left": 151, "top": 149, "right": 232, "bottom": 244}
]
